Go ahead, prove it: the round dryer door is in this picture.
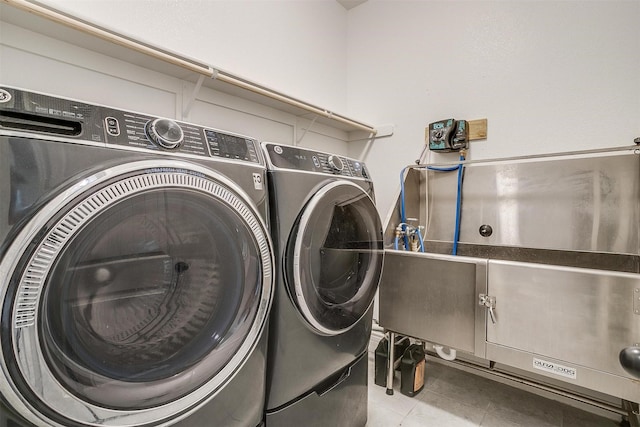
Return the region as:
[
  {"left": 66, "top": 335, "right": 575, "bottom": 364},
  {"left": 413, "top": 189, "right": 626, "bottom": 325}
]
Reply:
[
  {"left": 288, "top": 180, "right": 383, "bottom": 335},
  {"left": 0, "top": 160, "right": 273, "bottom": 427}
]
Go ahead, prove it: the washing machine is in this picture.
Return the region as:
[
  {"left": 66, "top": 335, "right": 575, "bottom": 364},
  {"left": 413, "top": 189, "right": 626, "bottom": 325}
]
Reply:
[
  {"left": 0, "top": 86, "right": 274, "bottom": 427},
  {"left": 261, "top": 142, "right": 384, "bottom": 427}
]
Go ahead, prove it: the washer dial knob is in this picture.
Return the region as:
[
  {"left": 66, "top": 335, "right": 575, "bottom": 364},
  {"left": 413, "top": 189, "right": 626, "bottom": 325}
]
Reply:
[
  {"left": 145, "top": 118, "right": 184, "bottom": 149},
  {"left": 327, "top": 155, "right": 344, "bottom": 172}
]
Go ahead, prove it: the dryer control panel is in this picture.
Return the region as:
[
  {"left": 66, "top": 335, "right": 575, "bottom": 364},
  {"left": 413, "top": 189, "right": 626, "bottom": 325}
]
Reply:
[
  {"left": 263, "top": 143, "right": 370, "bottom": 180},
  {"left": 0, "top": 86, "right": 261, "bottom": 164}
]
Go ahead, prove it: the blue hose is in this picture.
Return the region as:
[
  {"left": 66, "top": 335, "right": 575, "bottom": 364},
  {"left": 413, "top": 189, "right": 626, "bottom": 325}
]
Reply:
[
  {"left": 452, "top": 154, "right": 465, "bottom": 255},
  {"left": 399, "top": 168, "right": 411, "bottom": 250},
  {"left": 399, "top": 155, "right": 465, "bottom": 254},
  {"left": 416, "top": 227, "right": 425, "bottom": 252},
  {"left": 427, "top": 165, "right": 460, "bottom": 172}
]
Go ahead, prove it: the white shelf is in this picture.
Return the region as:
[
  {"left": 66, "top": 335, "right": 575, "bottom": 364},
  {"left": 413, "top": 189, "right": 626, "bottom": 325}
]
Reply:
[{"left": 1, "top": 0, "right": 377, "bottom": 135}]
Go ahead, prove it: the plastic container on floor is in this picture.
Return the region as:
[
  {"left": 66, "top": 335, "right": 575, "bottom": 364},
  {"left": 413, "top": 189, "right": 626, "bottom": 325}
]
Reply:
[
  {"left": 374, "top": 336, "right": 409, "bottom": 387},
  {"left": 400, "top": 344, "right": 426, "bottom": 397}
]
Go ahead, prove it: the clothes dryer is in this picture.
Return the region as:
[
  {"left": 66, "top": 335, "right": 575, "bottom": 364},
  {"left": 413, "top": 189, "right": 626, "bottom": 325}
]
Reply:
[
  {"left": 0, "top": 86, "right": 273, "bottom": 427},
  {"left": 262, "top": 142, "right": 384, "bottom": 427}
]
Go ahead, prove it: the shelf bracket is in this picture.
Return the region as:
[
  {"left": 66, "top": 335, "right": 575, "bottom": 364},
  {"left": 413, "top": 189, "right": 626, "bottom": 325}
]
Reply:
[
  {"left": 296, "top": 114, "right": 319, "bottom": 146},
  {"left": 182, "top": 74, "right": 206, "bottom": 120},
  {"left": 353, "top": 125, "right": 393, "bottom": 162},
  {"left": 357, "top": 132, "right": 377, "bottom": 162}
]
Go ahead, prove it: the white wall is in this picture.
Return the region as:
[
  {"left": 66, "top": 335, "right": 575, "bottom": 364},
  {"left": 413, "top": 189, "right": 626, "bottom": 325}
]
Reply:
[
  {"left": 37, "top": 0, "right": 349, "bottom": 115},
  {"left": 346, "top": 0, "right": 640, "bottom": 214},
  {"left": 2, "top": 1, "right": 639, "bottom": 215},
  {"left": 1, "top": 1, "right": 352, "bottom": 154}
]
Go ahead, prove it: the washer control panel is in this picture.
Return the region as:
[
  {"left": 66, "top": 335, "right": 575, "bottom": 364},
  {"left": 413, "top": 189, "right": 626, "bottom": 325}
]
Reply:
[
  {"left": 264, "top": 143, "right": 370, "bottom": 179},
  {"left": 0, "top": 86, "right": 261, "bottom": 164}
]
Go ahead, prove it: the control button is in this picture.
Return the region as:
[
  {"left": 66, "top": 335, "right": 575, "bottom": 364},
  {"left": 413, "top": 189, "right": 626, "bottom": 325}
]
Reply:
[
  {"left": 312, "top": 156, "right": 320, "bottom": 168},
  {"left": 327, "top": 155, "right": 344, "bottom": 172},
  {"left": 361, "top": 166, "right": 369, "bottom": 179},
  {"left": 273, "top": 145, "right": 283, "bottom": 155},
  {"left": 105, "top": 117, "right": 120, "bottom": 136},
  {"left": 145, "top": 118, "right": 184, "bottom": 149},
  {"left": 0, "top": 89, "right": 11, "bottom": 103}
]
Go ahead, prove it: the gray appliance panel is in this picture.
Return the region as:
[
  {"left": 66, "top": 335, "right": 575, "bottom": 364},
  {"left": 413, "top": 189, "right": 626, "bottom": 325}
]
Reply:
[
  {"left": 487, "top": 260, "right": 640, "bottom": 378},
  {"left": 0, "top": 137, "right": 272, "bottom": 426},
  {"left": 379, "top": 250, "right": 487, "bottom": 356},
  {"left": 263, "top": 146, "right": 379, "bottom": 411},
  {"left": 0, "top": 333, "right": 268, "bottom": 427},
  {"left": 0, "top": 87, "right": 272, "bottom": 426},
  {"left": 265, "top": 352, "right": 368, "bottom": 427},
  {"left": 263, "top": 142, "right": 370, "bottom": 179},
  {"left": 172, "top": 332, "right": 268, "bottom": 427},
  {"left": 266, "top": 300, "right": 372, "bottom": 409},
  {"left": 265, "top": 169, "right": 374, "bottom": 253},
  {"left": 0, "top": 86, "right": 263, "bottom": 164},
  {"left": 0, "top": 137, "right": 268, "bottom": 252}
]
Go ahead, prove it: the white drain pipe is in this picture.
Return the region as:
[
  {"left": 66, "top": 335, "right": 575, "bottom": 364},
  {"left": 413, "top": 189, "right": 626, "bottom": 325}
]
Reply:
[{"left": 433, "top": 345, "right": 457, "bottom": 361}]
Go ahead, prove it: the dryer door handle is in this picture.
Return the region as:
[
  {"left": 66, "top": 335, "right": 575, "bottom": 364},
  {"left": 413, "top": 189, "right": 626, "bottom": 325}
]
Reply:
[{"left": 315, "top": 365, "right": 352, "bottom": 397}]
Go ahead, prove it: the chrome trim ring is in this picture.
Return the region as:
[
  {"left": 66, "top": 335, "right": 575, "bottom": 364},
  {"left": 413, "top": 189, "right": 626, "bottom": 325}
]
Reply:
[
  {"left": 0, "top": 160, "right": 273, "bottom": 427},
  {"left": 291, "top": 180, "right": 381, "bottom": 336}
]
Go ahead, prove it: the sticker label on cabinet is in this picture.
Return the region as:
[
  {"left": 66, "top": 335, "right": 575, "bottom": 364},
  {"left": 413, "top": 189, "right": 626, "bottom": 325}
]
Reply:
[
  {"left": 252, "top": 173, "right": 263, "bottom": 190},
  {"left": 533, "top": 358, "right": 577, "bottom": 379}
]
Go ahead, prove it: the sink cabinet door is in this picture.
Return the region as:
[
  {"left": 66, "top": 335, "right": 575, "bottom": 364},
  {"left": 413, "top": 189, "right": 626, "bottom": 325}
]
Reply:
[
  {"left": 487, "top": 260, "right": 640, "bottom": 378},
  {"left": 379, "top": 250, "right": 487, "bottom": 356}
]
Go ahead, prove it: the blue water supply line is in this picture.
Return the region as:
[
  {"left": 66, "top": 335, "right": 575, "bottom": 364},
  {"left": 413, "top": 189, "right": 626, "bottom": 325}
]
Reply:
[
  {"left": 398, "top": 152, "right": 466, "bottom": 254},
  {"left": 452, "top": 153, "right": 465, "bottom": 255}
]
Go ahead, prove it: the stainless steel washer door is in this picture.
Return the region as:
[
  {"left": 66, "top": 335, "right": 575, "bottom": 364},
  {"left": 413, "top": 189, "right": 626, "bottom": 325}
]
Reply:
[
  {"left": 0, "top": 160, "right": 273, "bottom": 427},
  {"left": 287, "top": 181, "right": 383, "bottom": 336}
]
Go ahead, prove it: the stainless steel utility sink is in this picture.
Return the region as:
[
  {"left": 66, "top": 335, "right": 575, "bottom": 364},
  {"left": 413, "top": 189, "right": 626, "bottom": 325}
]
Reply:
[{"left": 379, "top": 149, "right": 640, "bottom": 410}]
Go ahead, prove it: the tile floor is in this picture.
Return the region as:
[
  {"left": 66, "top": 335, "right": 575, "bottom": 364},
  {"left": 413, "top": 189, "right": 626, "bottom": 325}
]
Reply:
[{"left": 366, "top": 331, "right": 623, "bottom": 427}]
